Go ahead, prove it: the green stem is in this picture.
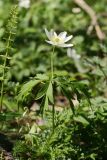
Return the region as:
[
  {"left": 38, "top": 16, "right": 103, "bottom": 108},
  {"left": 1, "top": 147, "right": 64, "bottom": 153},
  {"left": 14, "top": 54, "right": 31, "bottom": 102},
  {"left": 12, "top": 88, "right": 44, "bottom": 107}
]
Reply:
[
  {"left": 0, "top": 34, "right": 11, "bottom": 112},
  {"left": 52, "top": 104, "right": 55, "bottom": 133},
  {"left": 51, "top": 46, "right": 55, "bottom": 79},
  {"left": 51, "top": 46, "right": 55, "bottom": 132}
]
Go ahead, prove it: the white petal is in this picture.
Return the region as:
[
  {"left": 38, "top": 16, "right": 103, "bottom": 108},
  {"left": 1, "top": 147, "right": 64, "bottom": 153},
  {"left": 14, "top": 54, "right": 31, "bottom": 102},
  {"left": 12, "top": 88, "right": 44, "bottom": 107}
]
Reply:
[
  {"left": 58, "top": 43, "right": 73, "bottom": 48},
  {"left": 54, "top": 32, "right": 57, "bottom": 37},
  {"left": 45, "top": 28, "right": 51, "bottom": 40},
  {"left": 50, "top": 29, "right": 54, "bottom": 38},
  {"left": 45, "top": 40, "right": 55, "bottom": 45},
  {"left": 64, "top": 35, "right": 73, "bottom": 42},
  {"left": 58, "top": 32, "right": 67, "bottom": 39},
  {"left": 19, "top": 0, "right": 30, "bottom": 8}
]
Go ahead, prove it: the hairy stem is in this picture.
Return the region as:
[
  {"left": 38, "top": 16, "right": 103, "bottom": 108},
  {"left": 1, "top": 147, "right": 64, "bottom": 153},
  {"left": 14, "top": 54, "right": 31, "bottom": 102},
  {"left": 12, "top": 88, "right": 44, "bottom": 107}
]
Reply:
[{"left": 0, "top": 34, "right": 11, "bottom": 111}]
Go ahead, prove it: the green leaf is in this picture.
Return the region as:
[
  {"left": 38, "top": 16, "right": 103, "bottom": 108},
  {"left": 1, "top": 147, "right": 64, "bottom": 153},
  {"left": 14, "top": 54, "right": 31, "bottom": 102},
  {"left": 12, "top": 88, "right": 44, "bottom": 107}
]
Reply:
[
  {"left": 18, "top": 79, "right": 41, "bottom": 101},
  {"left": 0, "top": 77, "right": 3, "bottom": 81},
  {"left": 61, "top": 85, "right": 75, "bottom": 114},
  {"left": 36, "top": 74, "right": 49, "bottom": 80},
  {"left": 47, "top": 81, "right": 54, "bottom": 104},
  {"left": 2, "top": 98, "right": 16, "bottom": 111},
  {"left": 40, "top": 95, "right": 48, "bottom": 114},
  {"left": 73, "top": 115, "right": 89, "bottom": 126},
  {"left": 29, "top": 123, "right": 37, "bottom": 134},
  {"left": 0, "top": 112, "right": 20, "bottom": 121},
  {"left": 35, "top": 81, "right": 49, "bottom": 100}
]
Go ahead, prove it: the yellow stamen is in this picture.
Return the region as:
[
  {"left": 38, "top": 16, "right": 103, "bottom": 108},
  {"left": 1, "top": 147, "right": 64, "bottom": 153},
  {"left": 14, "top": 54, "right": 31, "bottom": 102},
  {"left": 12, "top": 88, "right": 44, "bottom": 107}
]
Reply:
[{"left": 51, "top": 36, "right": 63, "bottom": 44}]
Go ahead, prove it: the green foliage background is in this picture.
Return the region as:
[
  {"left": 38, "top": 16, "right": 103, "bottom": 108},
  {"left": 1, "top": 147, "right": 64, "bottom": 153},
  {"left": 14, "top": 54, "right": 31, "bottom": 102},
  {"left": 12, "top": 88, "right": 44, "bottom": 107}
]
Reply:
[
  {"left": 0, "top": 0, "right": 106, "bottom": 82},
  {"left": 0, "top": 0, "right": 107, "bottom": 159}
]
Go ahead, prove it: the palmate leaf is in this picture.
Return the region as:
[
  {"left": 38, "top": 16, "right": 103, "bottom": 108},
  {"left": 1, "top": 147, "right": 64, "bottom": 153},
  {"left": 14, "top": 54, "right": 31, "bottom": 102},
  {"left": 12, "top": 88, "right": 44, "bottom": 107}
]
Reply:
[
  {"left": 56, "top": 76, "right": 90, "bottom": 114},
  {"left": 46, "top": 81, "right": 54, "bottom": 104},
  {"left": 61, "top": 85, "right": 75, "bottom": 114},
  {"left": 17, "top": 79, "right": 41, "bottom": 101},
  {"left": 40, "top": 95, "right": 48, "bottom": 114},
  {"left": 35, "top": 81, "right": 54, "bottom": 103},
  {"left": 36, "top": 80, "right": 54, "bottom": 114},
  {"left": 69, "top": 81, "right": 91, "bottom": 104},
  {"left": 36, "top": 74, "right": 49, "bottom": 80},
  {"left": 35, "top": 81, "right": 50, "bottom": 100}
]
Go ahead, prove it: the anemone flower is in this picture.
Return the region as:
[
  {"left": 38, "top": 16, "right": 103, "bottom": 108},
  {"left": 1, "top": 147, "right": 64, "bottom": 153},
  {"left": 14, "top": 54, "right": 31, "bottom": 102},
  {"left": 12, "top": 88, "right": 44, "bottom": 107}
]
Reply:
[
  {"left": 19, "top": 0, "right": 30, "bottom": 8},
  {"left": 45, "top": 28, "right": 73, "bottom": 48}
]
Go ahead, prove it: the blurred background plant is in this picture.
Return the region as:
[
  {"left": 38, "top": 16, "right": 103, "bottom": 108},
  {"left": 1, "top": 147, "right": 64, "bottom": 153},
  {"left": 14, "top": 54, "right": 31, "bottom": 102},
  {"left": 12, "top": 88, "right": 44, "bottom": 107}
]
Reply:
[{"left": 0, "top": 0, "right": 107, "bottom": 159}]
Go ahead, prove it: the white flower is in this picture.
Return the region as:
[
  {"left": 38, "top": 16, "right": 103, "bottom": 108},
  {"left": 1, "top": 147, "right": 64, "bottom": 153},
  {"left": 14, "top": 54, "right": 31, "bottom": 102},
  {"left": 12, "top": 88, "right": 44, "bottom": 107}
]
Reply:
[
  {"left": 19, "top": 0, "right": 30, "bottom": 9},
  {"left": 45, "top": 28, "right": 73, "bottom": 48},
  {"left": 67, "top": 48, "right": 81, "bottom": 59}
]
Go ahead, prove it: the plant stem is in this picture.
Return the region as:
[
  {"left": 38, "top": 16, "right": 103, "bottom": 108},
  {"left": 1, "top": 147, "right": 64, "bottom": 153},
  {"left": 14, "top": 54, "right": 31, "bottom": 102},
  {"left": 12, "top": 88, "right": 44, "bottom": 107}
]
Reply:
[
  {"left": 52, "top": 103, "right": 55, "bottom": 133},
  {"left": 0, "top": 35, "right": 11, "bottom": 112},
  {"left": 51, "top": 46, "right": 55, "bottom": 132},
  {"left": 51, "top": 46, "right": 55, "bottom": 79}
]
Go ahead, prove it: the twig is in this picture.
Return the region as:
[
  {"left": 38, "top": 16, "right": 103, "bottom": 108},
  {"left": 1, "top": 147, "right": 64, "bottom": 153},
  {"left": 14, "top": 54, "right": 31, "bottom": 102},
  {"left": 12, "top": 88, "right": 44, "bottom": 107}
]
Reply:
[{"left": 73, "top": 0, "right": 105, "bottom": 40}]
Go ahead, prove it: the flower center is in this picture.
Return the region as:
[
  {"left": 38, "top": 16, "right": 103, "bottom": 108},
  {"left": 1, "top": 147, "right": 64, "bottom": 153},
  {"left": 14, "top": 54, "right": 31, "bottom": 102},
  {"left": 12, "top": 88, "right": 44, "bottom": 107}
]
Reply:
[
  {"left": 51, "top": 36, "right": 63, "bottom": 44},
  {"left": 54, "top": 37, "right": 60, "bottom": 42}
]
